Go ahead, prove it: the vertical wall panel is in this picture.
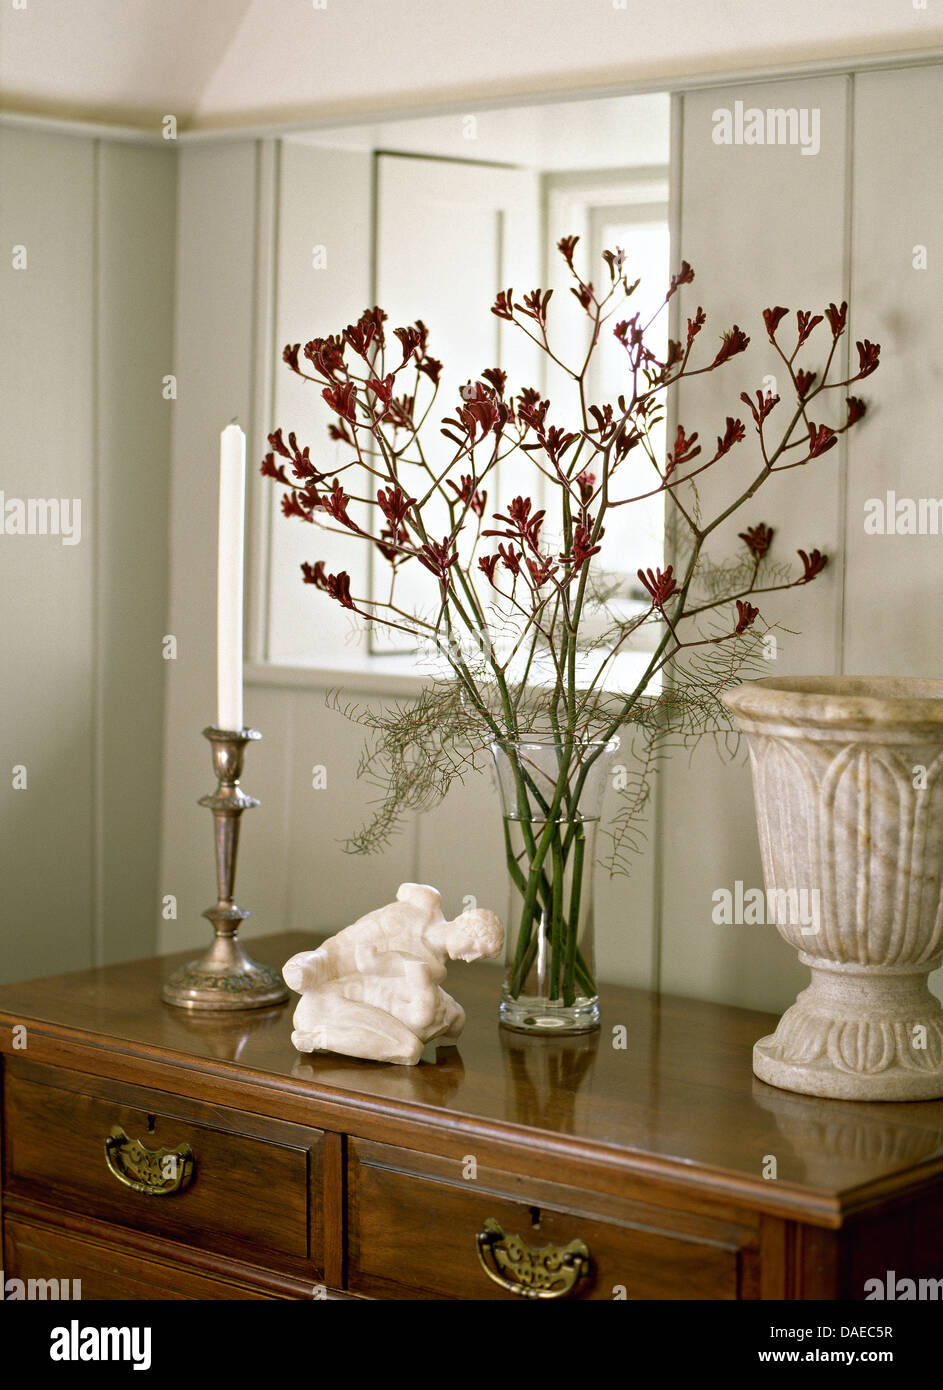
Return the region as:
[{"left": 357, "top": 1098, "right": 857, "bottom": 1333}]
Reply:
[
  {"left": 158, "top": 140, "right": 264, "bottom": 955},
  {"left": 595, "top": 774, "right": 660, "bottom": 989},
  {"left": 0, "top": 129, "right": 97, "bottom": 980},
  {"left": 285, "top": 683, "right": 421, "bottom": 936},
  {"left": 0, "top": 129, "right": 176, "bottom": 984},
  {"left": 96, "top": 140, "right": 176, "bottom": 964},
  {"left": 231, "top": 682, "right": 295, "bottom": 940},
  {"left": 414, "top": 762, "right": 504, "bottom": 924},
  {"left": 844, "top": 66, "right": 943, "bottom": 676},
  {"left": 659, "top": 77, "right": 852, "bottom": 1011}
]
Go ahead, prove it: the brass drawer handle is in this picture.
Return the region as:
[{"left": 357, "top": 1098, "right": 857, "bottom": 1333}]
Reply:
[
  {"left": 103, "top": 1125, "right": 195, "bottom": 1196},
  {"left": 475, "top": 1217, "right": 590, "bottom": 1299}
]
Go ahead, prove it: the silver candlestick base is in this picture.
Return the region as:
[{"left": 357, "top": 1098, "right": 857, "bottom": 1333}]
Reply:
[{"left": 161, "top": 727, "right": 289, "bottom": 1011}]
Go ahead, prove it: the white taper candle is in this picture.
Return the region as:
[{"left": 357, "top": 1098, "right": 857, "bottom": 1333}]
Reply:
[{"left": 217, "top": 423, "right": 246, "bottom": 732}]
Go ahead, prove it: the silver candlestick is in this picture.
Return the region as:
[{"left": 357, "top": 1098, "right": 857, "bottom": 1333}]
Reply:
[{"left": 161, "top": 727, "right": 289, "bottom": 1011}]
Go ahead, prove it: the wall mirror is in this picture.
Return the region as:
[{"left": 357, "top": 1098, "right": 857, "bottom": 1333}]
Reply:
[{"left": 252, "top": 91, "right": 671, "bottom": 694}]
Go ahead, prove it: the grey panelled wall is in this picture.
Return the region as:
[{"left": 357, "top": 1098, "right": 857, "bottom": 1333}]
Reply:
[
  {"left": 0, "top": 128, "right": 176, "bottom": 983},
  {"left": 844, "top": 65, "right": 943, "bottom": 676},
  {"left": 158, "top": 141, "right": 267, "bottom": 955},
  {"left": 660, "top": 68, "right": 943, "bottom": 1012},
  {"left": 97, "top": 141, "right": 178, "bottom": 968},
  {"left": 661, "top": 76, "right": 852, "bottom": 1012}
]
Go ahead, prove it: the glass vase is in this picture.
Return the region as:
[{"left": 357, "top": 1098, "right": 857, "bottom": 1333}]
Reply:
[{"left": 491, "top": 734, "right": 619, "bottom": 1034}]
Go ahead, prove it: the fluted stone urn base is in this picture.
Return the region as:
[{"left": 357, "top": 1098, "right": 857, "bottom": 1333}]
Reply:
[
  {"left": 754, "top": 961, "right": 943, "bottom": 1100},
  {"left": 723, "top": 676, "right": 943, "bottom": 1103}
]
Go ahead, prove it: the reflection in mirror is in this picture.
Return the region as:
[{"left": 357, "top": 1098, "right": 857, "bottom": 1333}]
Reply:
[{"left": 262, "top": 92, "right": 670, "bottom": 685}]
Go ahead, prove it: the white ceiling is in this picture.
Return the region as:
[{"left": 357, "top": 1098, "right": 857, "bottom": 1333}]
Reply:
[
  {"left": 0, "top": 1, "right": 255, "bottom": 128},
  {"left": 0, "top": 0, "right": 940, "bottom": 134}
]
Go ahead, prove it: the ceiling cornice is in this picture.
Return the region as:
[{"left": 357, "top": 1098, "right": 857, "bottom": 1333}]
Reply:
[{"left": 2, "top": 45, "right": 941, "bottom": 147}]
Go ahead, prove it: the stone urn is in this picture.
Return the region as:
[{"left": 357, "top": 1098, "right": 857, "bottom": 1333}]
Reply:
[{"left": 721, "top": 676, "right": 943, "bottom": 1101}]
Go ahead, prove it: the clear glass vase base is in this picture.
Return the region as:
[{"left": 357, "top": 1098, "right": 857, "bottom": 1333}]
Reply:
[{"left": 499, "top": 993, "right": 599, "bottom": 1035}]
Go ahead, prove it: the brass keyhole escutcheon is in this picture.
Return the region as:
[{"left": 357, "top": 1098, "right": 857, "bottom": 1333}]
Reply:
[
  {"left": 103, "top": 1125, "right": 195, "bottom": 1196},
  {"left": 475, "top": 1217, "right": 590, "bottom": 1299}
]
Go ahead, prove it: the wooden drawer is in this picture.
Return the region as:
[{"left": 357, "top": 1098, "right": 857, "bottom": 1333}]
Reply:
[
  {"left": 4, "top": 1217, "right": 277, "bottom": 1300},
  {"left": 348, "top": 1140, "right": 751, "bottom": 1300},
  {"left": 3, "top": 1061, "right": 324, "bottom": 1272}
]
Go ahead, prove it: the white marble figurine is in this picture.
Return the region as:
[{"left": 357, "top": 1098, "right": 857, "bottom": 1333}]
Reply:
[{"left": 283, "top": 883, "right": 504, "bottom": 1065}]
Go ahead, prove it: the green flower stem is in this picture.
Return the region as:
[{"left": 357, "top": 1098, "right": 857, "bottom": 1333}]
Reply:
[
  {"left": 505, "top": 815, "right": 596, "bottom": 1002},
  {"left": 563, "top": 831, "right": 585, "bottom": 1007},
  {"left": 503, "top": 748, "right": 570, "bottom": 994},
  {"left": 508, "top": 759, "right": 571, "bottom": 992},
  {"left": 549, "top": 832, "right": 565, "bottom": 999},
  {"left": 517, "top": 925, "right": 540, "bottom": 987},
  {"left": 503, "top": 804, "right": 553, "bottom": 923},
  {"left": 510, "top": 908, "right": 595, "bottom": 1000},
  {"left": 499, "top": 739, "right": 600, "bottom": 1004},
  {"left": 500, "top": 749, "right": 553, "bottom": 989},
  {"left": 492, "top": 686, "right": 561, "bottom": 986},
  {"left": 502, "top": 819, "right": 547, "bottom": 993}
]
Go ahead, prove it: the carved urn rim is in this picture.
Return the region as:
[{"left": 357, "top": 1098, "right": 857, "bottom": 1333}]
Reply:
[{"left": 722, "top": 675, "right": 943, "bottom": 734}]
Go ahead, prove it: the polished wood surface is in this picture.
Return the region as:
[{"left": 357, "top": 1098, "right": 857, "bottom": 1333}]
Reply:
[{"left": 3, "top": 933, "right": 943, "bottom": 1229}]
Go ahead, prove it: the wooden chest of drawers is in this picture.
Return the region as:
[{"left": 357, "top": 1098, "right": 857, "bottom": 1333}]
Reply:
[{"left": 1, "top": 933, "right": 942, "bottom": 1300}]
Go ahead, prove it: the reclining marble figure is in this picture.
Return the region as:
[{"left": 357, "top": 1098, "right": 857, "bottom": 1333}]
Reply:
[{"left": 282, "top": 883, "right": 504, "bottom": 1065}]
